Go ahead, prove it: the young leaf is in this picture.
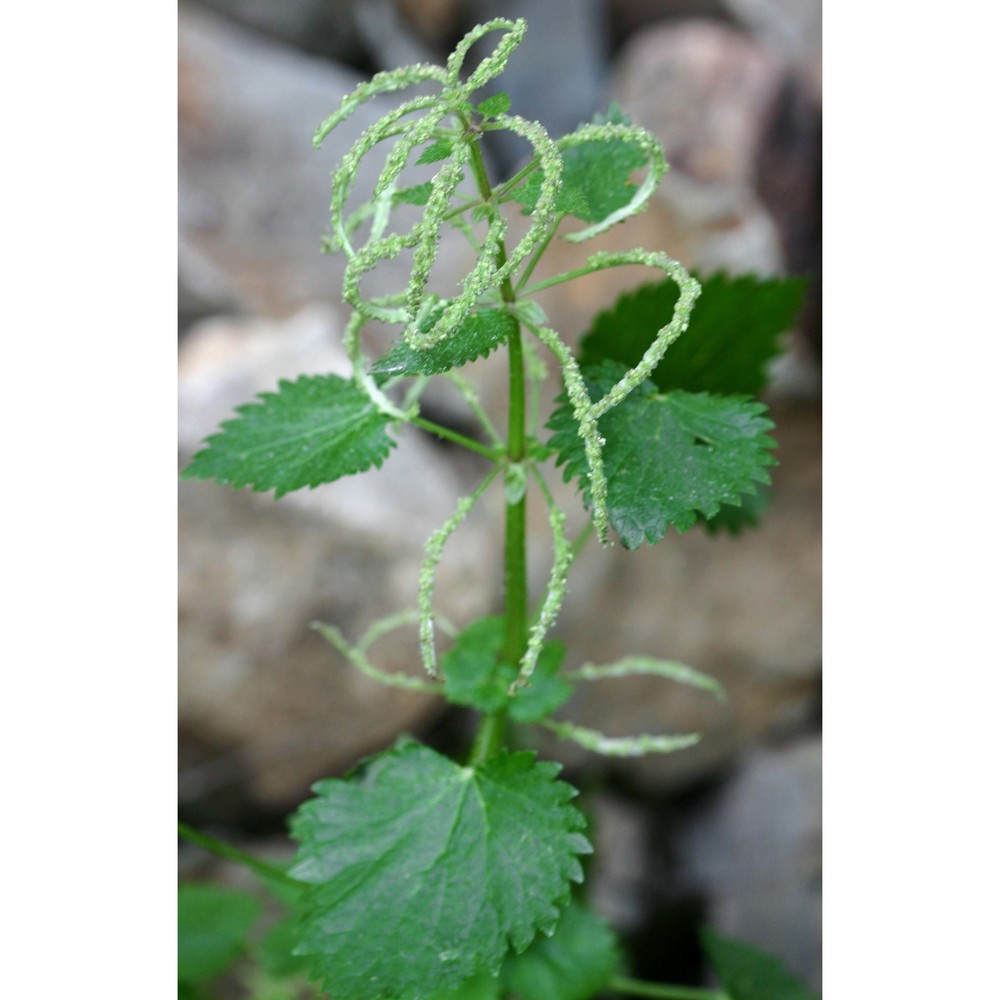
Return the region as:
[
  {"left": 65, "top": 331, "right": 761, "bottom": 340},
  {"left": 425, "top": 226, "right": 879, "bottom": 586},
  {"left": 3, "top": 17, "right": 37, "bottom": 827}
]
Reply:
[
  {"left": 579, "top": 273, "right": 807, "bottom": 397},
  {"left": 500, "top": 900, "right": 621, "bottom": 1000},
  {"left": 700, "top": 928, "right": 820, "bottom": 1000},
  {"left": 371, "top": 307, "right": 517, "bottom": 379},
  {"left": 441, "top": 616, "right": 510, "bottom": 712},
  {"left": 417, "top": 139, "right": 454, "bottom": 165},
  {"left": 182, "top": 374, "right": 396, "bottom": 498},
  {"left": 178, "top": 883, "right": 261, "bottom": 987},
  {"left": 442, "top": 616, "right": 573, "bottom": 722},
  {"left": 393, "top": 182, "right": 434, "bottom": 206},
  {"left": 289, "top": 739, "right": 591, "bottom": 1000},
  {"left": 511, "top": 108, "right": 648, "bottom": 224},
  {"left": 477, "top": 92, "right": 511, "bottom": 118},
  {"left": 548, "top": 362, "right": 777, "bottom": 548}
]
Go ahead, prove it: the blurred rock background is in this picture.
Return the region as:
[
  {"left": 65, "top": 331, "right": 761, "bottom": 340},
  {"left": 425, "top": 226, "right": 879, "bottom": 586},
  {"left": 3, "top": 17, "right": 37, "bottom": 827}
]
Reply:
[{"left": 178, "top": 0, "right": 821, "bottom": 991}]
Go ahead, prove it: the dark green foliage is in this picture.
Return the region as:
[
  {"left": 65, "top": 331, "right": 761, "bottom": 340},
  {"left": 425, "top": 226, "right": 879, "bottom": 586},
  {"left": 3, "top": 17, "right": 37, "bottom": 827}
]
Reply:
[
  {"left": 501, "top": 901, "right": 621, "bottom": 1000},
  {"left": 177, "top": 883, "right": 261, "bottom": 989},
  {"left": 289, "top": 739, "right": 591, "bottom": 1000},
  {"left": 697, "top": 486, "right": 772, "bottom": 535},
  {"left": 548, "top": 362, "right": 777, "bottom": 548},
  {"left": 182, "top": 374, "right": 396, "bottom": 498},
  {"left": 701, "top": 929, "right": 820, "bottom": 1000},
  {"left": 580, "top": 273, "right": 807, "bottom": 397},
  {"left": 258, "top": 915, "right": 311, "bottom": 978}
]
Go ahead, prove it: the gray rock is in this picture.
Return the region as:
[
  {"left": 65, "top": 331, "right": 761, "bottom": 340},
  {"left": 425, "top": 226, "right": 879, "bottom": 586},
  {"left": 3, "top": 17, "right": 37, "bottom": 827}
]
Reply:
[
  {"left": 179, "top": 6, "right": 477, "bottom": 317},
  {"left": 668, "top": 737, "right": 822, "bottom": 989},
  {"left": 722, "top": 0, "right": 822, "bottom": 98},
  {"left": 460, "top": 0, "right": 611, "bottom": 176},
  {"left": 355, "top": 0, "right": 440, "bottom": 72},
  {"left": 611, "top": 20, "right": 787, "bottom": 277},
  {"left": 587, "top": 792, "right": 652, "bottom": 933},
  {"left": 610, "top": 18, "right": 820, "bottom": 382},
  {"left": 181, "top": 0, "right": 369, "bottom": 65},
  {"left": 178, "top": 306, "right": 501, "bottom": 810},
  {"left": 607, "top": 0, "right": 736, "bottom": 42}
]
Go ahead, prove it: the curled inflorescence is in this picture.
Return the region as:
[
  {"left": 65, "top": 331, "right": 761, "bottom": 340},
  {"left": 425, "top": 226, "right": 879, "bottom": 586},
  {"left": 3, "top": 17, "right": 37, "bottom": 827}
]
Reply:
[{"left": 315, "top": 19, "right": 707, "bottom": 753}]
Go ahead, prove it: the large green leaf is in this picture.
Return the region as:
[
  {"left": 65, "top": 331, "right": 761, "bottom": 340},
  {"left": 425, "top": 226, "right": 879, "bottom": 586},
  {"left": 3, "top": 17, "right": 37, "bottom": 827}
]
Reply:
[
  {"left": 701, "top": 929, "right": 820, "bottom": 1000},
  {"left": 548, "top": 362, "right": 776, "bottom": 548},
  {"left": 371, "top": 307, "right": 517, "bottom": 378},
  {"left": 579, "top": 273, "right": 807, "bottom": 397},
  {"left": 442, "top": 616, "right": 573, "bottom": 723},
  {"left": 289, "top": 739, "right": 591, "bottom": 1000},
  {"left": 511, "top": 105, "right": 648, "bottom": 224},
  {"left": 182, "top": 374, "right": 396, "bottom": 498},
  {"left": 178, "top": 883, "right": 261, "bottom": 987},
  {"left": 501, "top": 900, "right": 621, "bottom": 1000}
]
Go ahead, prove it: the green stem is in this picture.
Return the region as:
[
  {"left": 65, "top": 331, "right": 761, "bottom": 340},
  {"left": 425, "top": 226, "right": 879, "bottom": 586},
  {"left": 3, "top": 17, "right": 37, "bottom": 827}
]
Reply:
[
  {"left": 515, "top": 213, "right": 564, "bottom": 292},
  {"left": 463, "top": 117, "right": 530, "bottom": 763},
  {"left": 468, "top": 710, "right": 507, "bottom": 767},
  {"left": 411, "top": 416, "right": 502, "bottom": 461},
  {"left": 178, "top": 822, "right": 301, "bottom": 891},
  {"left": 608, "top": 976, "right": 729, "bottom": 1000},
  {"left": 519, "top": 262, "right": 608, "bottom": 296}
]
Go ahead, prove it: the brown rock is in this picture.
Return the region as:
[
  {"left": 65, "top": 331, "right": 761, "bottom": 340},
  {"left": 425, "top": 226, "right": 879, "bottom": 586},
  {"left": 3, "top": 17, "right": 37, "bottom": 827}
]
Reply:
[{"left": 178, "top": 306, "right": 502, "bottom": 811}]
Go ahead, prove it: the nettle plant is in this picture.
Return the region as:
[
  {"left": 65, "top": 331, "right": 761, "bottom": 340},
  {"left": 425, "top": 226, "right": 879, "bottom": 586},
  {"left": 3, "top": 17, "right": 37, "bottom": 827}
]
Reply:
[{"left": 179, "top": 18, "right": 816, "bottom": 1000}]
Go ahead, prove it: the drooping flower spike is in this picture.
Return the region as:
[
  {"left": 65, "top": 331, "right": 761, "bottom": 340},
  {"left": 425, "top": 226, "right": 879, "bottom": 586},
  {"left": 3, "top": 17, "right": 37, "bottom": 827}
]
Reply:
[{"left": 313, "top": 18, "right": 701, "bottom": 681}]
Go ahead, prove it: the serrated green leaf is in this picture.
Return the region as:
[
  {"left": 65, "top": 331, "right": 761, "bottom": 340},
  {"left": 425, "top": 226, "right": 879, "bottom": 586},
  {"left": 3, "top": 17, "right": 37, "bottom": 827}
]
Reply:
[
  {"left": 548, "top": 362, "right": 777, "bottom": 548},
  {"left": 178, "top": 883, "right": 261, "bottom": 986},
  {"left": 501, "top": 901, "right": 621, "bottom": 1000},
  {"left": 697, "top": 485, "right": 771, "bottom": 535},
  {"left": 580, "top": 273, "right": 807, "bottom": 397},
  {"left": 182, "top": 374, "right": 396, "bottom": 498},
  {"left": 417, "top": 139, "right": 453, "bottom": 165},
  {"left": 442, "top": 616, "right": 573, "bottom": 722},
  {"left": 511, "top": 109, "right": 648, "bottom": 224},
  {"left": 477, "top": 92, "right": 511, "bottom": 118},
  {"left": 289, "top": 739, "right": 591, "bottom": 1000},
  {"left": 701, "top": 929, "right": 820, "bottom": 1000},
  {"left": 371, "top": 307, "right": 517, "bottom": 379},
  {"left": 393, "top": 182, "right": 434, "bottom": 206}
]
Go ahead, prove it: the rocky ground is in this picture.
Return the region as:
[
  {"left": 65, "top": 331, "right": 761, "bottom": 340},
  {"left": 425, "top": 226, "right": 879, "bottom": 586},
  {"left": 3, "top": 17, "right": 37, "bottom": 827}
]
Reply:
[{"left": 178, "top": 0, "right": 822, "bottom": 990}]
